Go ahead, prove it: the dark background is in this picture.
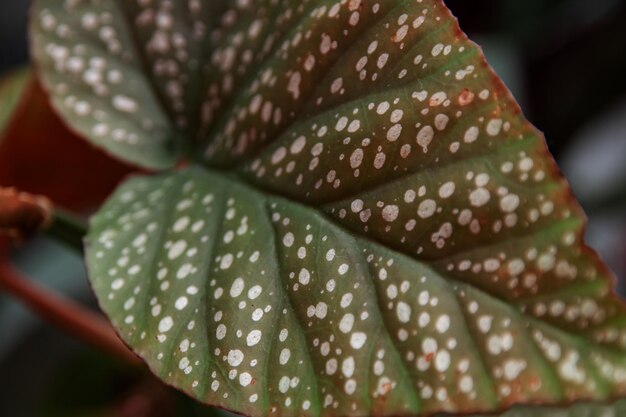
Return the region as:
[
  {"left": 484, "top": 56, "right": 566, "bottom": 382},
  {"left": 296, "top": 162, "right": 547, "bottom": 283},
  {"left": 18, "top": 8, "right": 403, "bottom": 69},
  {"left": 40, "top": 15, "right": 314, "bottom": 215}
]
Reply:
[{"left": 1, "top": 1, "right": 625, "bottom": 416}]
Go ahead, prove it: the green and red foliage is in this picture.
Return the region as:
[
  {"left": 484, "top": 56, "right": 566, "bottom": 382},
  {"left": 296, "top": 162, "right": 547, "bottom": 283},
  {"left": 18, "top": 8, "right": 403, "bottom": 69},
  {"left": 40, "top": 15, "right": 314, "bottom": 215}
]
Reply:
[{"left": 0, "top": 1, "right": 621, "bottom": 416}]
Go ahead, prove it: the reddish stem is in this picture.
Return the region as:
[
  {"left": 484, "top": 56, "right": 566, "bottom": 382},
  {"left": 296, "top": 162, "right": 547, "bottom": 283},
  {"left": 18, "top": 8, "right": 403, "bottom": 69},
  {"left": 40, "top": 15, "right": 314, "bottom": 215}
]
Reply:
[{"left": 0, "top": 262, "right": 141, "bottom": 365}]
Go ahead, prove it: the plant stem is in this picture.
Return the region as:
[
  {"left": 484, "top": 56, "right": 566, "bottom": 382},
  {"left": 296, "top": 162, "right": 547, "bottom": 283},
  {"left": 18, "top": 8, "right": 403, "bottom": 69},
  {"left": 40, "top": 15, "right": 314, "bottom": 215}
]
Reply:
[
  {"left": 0, "top": 263, "right": 140, "bottom": 365},
  {"left": 45, "top": 209, "right": 87, "bottom": 253}
]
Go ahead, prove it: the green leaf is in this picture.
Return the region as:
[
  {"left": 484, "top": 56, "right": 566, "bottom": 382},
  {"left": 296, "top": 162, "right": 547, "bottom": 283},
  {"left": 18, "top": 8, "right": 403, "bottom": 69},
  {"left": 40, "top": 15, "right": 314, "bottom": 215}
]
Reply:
[
  {"left": 0, "top": 67, "right": 30, "bottom": 135},
  {"left": 86, "top": 168, "right": 626, "bottom": 417},
  {"left": 33, "top": 0, "right": 626, "bottom": 416}
]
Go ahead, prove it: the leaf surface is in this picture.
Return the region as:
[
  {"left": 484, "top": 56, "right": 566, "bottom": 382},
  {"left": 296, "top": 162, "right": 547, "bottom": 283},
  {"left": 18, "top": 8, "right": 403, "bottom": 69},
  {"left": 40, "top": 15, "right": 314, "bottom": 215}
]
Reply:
[
  {"left": 32, "top": 0, "right": 626, "bottom": 416},
  {"left": 87, "top": 168, "right": 626, "bottom": 417}
]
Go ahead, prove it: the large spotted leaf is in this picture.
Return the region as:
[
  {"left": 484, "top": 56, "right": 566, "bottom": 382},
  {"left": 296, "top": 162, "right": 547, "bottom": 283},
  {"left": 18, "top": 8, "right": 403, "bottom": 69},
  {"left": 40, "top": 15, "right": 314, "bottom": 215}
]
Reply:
[
  {"left": 87, "top": 168, "right": 626, "bottom": 417},
  {"left": 33, "top": 0, "right": 626, "bottom": 416}
]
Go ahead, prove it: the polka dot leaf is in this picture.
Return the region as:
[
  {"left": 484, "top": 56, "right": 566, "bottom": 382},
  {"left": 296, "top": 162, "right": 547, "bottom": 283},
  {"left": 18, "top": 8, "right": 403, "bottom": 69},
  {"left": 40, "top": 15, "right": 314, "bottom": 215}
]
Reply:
[
  {"left": 32, "top": 0, "right": 626, "bottom": 416},
  {"left": 30, "top": 0, "right": 230, "bottom": 169},
  {"left": 87, "top": 166, "right": 626, "bottom": 417}
]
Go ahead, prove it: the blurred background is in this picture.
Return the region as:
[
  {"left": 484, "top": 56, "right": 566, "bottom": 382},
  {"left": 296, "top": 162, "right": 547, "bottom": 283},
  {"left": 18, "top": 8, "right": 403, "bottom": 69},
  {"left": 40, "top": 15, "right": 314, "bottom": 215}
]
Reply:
[{"left": 1, "top": 0, "right": 625, "bottom": 416}]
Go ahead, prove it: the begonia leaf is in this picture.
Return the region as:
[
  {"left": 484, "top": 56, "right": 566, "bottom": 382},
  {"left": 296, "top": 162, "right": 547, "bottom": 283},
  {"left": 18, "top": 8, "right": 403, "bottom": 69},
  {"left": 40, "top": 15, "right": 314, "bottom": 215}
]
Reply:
[{"left": 31, "top": 1, "right": 626, "bottom": 416}]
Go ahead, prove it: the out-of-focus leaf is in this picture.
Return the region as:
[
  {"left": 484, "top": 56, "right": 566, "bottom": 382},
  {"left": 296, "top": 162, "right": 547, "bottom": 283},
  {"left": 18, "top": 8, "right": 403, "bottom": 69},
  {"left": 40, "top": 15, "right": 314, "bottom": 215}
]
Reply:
[
  {"left": 32, "top": 0, "right": 626, "bottom": 416},
  {"left": 40, "top": 350, "right": 229, "bottom": 417},
  {"left": 40, "top": 351, "right": 144, "bottom": 417},
  {"left": 0, "top": 67, "right": 29, "bottom": 135},
  {"left": 0, "top": 74, "right": 134, "bottom": 211}
]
